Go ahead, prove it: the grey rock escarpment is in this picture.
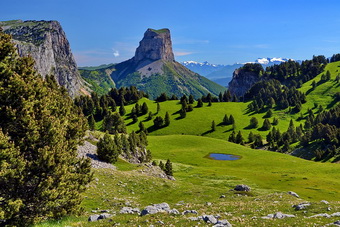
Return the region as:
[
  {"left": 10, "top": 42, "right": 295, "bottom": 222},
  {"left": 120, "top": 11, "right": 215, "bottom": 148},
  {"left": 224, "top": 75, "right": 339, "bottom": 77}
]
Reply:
[
  {"left": 134, "top": 28, "right": 174, "bottom": 63},
  {"left": 228, "top": 67, "right": 260, "bottom": 98},
  {"left": 0, "top": 20, "right": 88, "bottom": 98}
]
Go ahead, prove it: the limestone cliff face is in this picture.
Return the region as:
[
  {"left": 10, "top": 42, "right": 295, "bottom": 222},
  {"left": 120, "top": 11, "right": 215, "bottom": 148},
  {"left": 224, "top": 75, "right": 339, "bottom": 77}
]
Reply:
[
  {"left": 0, "top": 20, "right": 88, "bottom": 98},
  {"left": 134, "top": 28, "right": 174, "bottom": 63},
  {"left": 228, "top": 68, "right": 261, "bottom": 98}
]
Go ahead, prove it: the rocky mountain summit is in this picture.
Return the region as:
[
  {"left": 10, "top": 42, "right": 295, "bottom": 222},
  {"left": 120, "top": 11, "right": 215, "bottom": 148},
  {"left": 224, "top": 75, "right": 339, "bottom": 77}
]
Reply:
[
  {"left": 0, "top": 20, "right": 88, "bottom": 97},
  {"left": 107, "top": 28, "right": 226, "bottom": 99}
]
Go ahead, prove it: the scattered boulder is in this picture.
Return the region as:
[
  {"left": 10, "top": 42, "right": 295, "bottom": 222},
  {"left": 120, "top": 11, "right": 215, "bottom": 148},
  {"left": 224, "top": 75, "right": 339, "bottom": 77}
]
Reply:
[
  {"left": 98, "top": 213, "right": 112, "bottom": 220},
  {"left": 206, "top": 202, "right": 212, "bottom": 206},
  {"left": 220, "top": 195, "right": 226, "bottom": 198},
  {"left": 168, "top": 208, "right": 180, "bottom": 215},
  {"left": 288, "top": 191, "right": 299, "bottom": 198},
  {"left": 119, "top": 207, "right": 140, "bottom": 215},
  {"left": 332, "top": 212, "right": 340, "bottom": 217},
  {"left": 293, "top": 203, "right": 311, "bottom": 210},
  {"left": 88, "top": 214, "right": 100, "bottom": 222},
  {"left": 140, "top": 202, "right": 179, "bottom": 216},
  {"left": 309, "top": 213, "right": 331, "bottom": 218},
  {"left": 234, "top": 184, "right": 251, "bottom": 192},
  {"left": 182, "top": 210, "right": 198, "bottom": 215},
  {"left": 321, "top": 200, "right": 329, "bottom": 204},
  {"left": 203, "top": 215, "right": 218, "bottom": 224},
  {"left": 262, "top": 212, "right": 295, "bottom": 219},
  {"left": 188, "top": 215, "right": 232, "bottom": 226}
]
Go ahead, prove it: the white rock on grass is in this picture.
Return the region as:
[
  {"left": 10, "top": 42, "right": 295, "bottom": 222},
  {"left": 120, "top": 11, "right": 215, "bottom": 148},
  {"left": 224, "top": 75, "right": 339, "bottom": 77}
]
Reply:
[
  {"left": 262, "top": 212, "right": 295, "bottom": 219},
  {"left": 288, "top": 191, "right": 299, "bottom": 198}
]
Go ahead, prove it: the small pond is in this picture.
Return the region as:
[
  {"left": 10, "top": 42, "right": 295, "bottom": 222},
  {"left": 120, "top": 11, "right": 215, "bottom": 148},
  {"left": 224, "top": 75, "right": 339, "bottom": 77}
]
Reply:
[{"left": 208, "top": 153, "right": 241, "bottom": 161}]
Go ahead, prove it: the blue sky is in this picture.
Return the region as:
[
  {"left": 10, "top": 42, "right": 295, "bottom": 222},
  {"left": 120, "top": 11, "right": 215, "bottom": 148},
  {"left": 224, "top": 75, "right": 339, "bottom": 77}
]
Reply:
[{"left": 1, "top": 0, "right": 340, "bottom": 66}]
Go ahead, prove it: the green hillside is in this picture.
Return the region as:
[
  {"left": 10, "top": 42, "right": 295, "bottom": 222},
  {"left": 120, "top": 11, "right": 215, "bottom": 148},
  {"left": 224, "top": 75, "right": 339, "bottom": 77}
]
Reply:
[{"left": 58, "top": 60, "right": 340, "bottom": 227}]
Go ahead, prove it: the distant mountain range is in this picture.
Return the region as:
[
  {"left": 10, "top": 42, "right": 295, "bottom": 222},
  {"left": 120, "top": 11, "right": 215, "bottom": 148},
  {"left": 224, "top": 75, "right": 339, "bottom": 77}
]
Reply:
[{"left": 181, "top": 58, "right": 299, "bottom": 87}]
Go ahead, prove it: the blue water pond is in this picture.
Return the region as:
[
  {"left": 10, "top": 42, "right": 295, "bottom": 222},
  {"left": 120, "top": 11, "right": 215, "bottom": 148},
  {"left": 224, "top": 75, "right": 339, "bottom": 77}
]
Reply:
[{"left": 208, "top": 153, "right": 240, "bottom": 161}]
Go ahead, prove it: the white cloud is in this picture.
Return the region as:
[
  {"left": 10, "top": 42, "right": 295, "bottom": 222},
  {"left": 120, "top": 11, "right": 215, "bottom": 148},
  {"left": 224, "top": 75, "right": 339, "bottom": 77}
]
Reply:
[
  {"left": 113, "top": 49, "right": 120, "bottom": 57},
  {"left": 174, "top": 51, "right": 194, "bottom": 56}
]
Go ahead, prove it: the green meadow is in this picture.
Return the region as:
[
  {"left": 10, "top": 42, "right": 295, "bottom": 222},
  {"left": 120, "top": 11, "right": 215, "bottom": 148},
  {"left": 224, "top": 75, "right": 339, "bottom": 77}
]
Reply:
[{"left": 37, "top": 62, "right": 340, "bottom": 226}]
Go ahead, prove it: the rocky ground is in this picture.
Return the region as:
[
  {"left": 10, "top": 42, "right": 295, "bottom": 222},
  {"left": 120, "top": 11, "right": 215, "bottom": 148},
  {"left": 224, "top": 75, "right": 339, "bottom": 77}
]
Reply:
[{"left": 78, "top": 140, "right": 116, "bottom": 170}]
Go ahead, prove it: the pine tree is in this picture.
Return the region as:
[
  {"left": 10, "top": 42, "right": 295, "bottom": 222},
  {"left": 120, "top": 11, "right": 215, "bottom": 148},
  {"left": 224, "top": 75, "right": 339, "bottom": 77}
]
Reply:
[
  {"left": 97, "top": 133, "right": 119, "bottom": 163},
  {"left": 264, "top": 109, "right": 273, "bottom": 118},
  {"left": 159, "top": 161, "right": 165, "bottom": 171},
  {"left": 0, "top": 30, "right": 92, "bottom": 225},
  {"left": 189, "top": 94, "right": 194, "bottom": 104},
  {"left": 235, "top": 131, "right": 244, "bottom": 144},
  {"left": 141, "top": 102, "right": 149, "bottom": 115},
  {"left": 180, "top": 108, "right": 187, "bottom": 118},
  {"left": 228, "top": 131, "right": 236, "bottom": 142},
  {"left": 262, "top": 119, "right": 272, "bottom": 130},
  {"left": 165, "top": 159, "right": 173, "bottom": 176},
  {"left": 272, "top": 117, "right": 279, "bottom": 126},
  {"left": 250, "top": 117, "right": 258, "bottom": 128},
  {"left": 88, "top": 114, "right": 96, "bottom": 130},
  {"left": 223, "top": 114, "right": 229, "bottom": 125},
  {"left": 153, "top": 116, "right": 164, "bottom": 128},
  {"left": 164, "top": 111, "right": 171, "bottom": 126},
  {"left": 157, "top": 102, "right": 161, "bottom": 113},
  {"left": 119, "top": 102, "right": 126, "bottom": 116},
  {"left": 147, "top": 111, "right": 153, "bottom": 121},
  {"left": 211, "top": 120, "right": 216, "bottom": 131},
  {"left": 197, "top": 98, "right": 203, "bottom": 107},
  {"left": 248, "top": 131, "right": 255, "bottom": 143},
  {"left": 139, "top": 121, "right": 146, "bottom": 132}
]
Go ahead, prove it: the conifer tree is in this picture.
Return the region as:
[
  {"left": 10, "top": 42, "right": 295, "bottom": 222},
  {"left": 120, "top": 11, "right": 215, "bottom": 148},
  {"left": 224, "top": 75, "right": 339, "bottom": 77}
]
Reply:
[
  {"left": 159, "top": 161, "right": 165, "bottom": 171},
  {"left": 235, "top": 131, "right": 244, "bottom": 144},
  {"left": 262, "top": 119, "right": 272, "bottom": 130},
  {"left": 165, "top": 111, "right": 171, "bottom": 126},
  {"left": 197, "top": 98, "right": 203, "bottom": 107},
  {"left": 272, "top": 117, "right": 279, "bottom": 126},
  {"left": 97, "top": 133, "right": 119, "bottom": 163},
  {"left": 180, "top": 108, "right": 187, "bottom": 118},
  {"left": 139, "top": 121, "right": 146, "bottom": 132},
  {"left": 88, "top": 114, "right": 96, "bottom": 130},
  {"left": 223, "top": 114, "right": 229, "bottom": 125},
  {"left": 165, "top": 159, "right": 173, "bottom": 176},
  {"left": 264, "top": 109, "right": 273, "bottom": 118},
  {"left": 189, "top": 94, "right": 194, "bottom": 104},
  {"left": 211, "top": 120, "right": 216, "bottom": 131},
  {"left": 228, "top": 131, "right": 236, "bottom": 142},
  {"left": 119, "top": 102, "right": 126, "bottom": 116},
  {"left": 248, "top": 131, "right": 255, "bottom": 143},
  {"left": 153, "top": 116, "right": 164, "bottom": 128},
  {"left": 250, "top": 117, "right": 258, "bottom": 128},
  {"left": 147, "top": 111, "right": 153, "bottom": 121},
  {"left": 0, "top": 30, "right": 92, "bottom": 225},
  {"left": 141, "top": 102, "right": 149, "bottom": 115},
  {"left": 157, "top": 102, "right": 161, "bottom": 113}
]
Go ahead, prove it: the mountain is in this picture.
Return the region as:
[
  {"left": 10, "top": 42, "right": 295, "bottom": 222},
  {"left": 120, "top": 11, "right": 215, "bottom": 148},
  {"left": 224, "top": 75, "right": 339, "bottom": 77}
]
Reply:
[
  {"left": 181, "top": 61, "right": 225, "bottom": 76},
  {"left": 80, "top": 29, "right": 226, "bottom": 99},
  {"left": 0, "top": 20, "right": 89, "bottom": 97},
  {"left": 181, "top": 58, "right": 296, "bottom": 87}
]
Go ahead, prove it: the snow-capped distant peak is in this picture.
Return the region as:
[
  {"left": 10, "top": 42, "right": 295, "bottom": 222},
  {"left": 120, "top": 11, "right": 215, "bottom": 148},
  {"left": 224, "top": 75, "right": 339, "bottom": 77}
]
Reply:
[
  {"left": 182, "top": 61, "right": 222, "bottom": 67},
  {"left": 243, "top": 57, "right": 294, "bottom": 65}
]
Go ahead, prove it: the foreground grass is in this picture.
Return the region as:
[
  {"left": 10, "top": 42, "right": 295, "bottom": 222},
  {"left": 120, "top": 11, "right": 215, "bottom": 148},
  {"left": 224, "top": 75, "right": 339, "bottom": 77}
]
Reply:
[{"left": 36, "top": 135, "right": 340, "bottom": 226}]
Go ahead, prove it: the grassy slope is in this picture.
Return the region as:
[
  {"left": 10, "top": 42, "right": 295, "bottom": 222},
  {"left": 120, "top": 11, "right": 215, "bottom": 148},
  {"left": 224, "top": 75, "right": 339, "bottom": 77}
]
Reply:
[
  {"left": 36, "top": 62, "right": 340, "bottom": 226},
  {"left": 36, "top": 135, "right": 340, "bottom": 227},
  {"left": 148, "top": 135, "right": 340, "bottom": 201}
]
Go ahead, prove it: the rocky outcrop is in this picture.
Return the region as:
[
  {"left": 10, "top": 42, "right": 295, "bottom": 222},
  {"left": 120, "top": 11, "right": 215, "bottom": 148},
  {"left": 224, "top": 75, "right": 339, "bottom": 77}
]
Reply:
[
  {"left": 110, "top": 28, "right": 226, "bottom": 99},
  {"left": 134, "top": 28, "right": 174, "bottom": 63},
  {"left": 0, "top": 20, "right": 88, "bottom": 98},
  {"left": 228, "top": 67, "right": 260, "bottom": 98}
]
